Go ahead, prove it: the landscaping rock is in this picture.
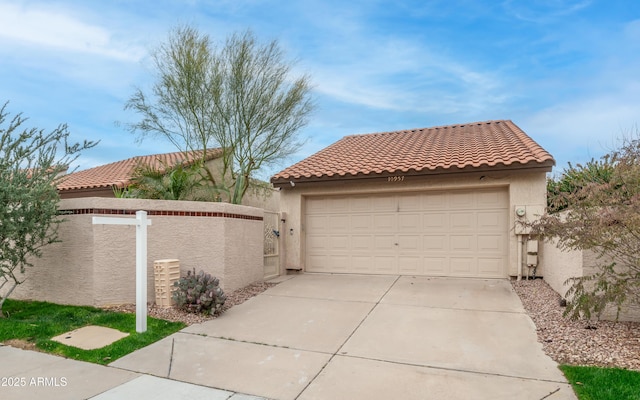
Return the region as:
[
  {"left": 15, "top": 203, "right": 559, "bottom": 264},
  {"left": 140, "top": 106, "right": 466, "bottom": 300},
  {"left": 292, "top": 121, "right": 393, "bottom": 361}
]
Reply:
[
  {"left": 105, "top": 281, "right": 277, "bottom": 326},
  {"left": 512, "top": 279, "right": 640, "bottom": 371}
]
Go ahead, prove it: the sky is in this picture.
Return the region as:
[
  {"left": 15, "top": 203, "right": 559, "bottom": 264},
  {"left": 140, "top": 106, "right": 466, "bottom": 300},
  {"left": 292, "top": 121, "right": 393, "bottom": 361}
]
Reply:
[{"left": 1, "top": 0, "right": 639, "bottom": 179}]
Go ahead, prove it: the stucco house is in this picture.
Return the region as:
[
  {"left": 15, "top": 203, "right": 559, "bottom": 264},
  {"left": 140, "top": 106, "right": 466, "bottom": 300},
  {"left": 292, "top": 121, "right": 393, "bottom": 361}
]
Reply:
[
  {"left": 57, "top": 149, "right": 223, "bottom": 199},
  {"left": 57, "top": 147, "right": 280, "bottom": 212},
  {"left": 271, "top": 120, "right": 555, "bottom": 279}
]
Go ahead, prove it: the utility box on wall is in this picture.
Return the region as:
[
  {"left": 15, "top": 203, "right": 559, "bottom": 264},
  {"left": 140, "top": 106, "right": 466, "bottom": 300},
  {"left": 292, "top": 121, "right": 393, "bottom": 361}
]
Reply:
[
  {"left": 514, "top": 205, "right": 545, "bottom": 234},
  {"left": 154, "top": 259, "right": 180, "bottom": 308}
]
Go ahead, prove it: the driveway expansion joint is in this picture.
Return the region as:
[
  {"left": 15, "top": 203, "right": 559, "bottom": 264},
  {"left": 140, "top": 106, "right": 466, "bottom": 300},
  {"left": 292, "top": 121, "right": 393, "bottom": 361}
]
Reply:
[
  {"left": 334, "top": 353, "right": 571, "bottom": 385},
  {"left": 262, "top": 293, "right": 381, "bottom": 304},
  {"left": 178, "top": 331, "right": 336, "bottom": 355},
  {"left": 167, "top": 337, "right": 175, "bottom": 377}
]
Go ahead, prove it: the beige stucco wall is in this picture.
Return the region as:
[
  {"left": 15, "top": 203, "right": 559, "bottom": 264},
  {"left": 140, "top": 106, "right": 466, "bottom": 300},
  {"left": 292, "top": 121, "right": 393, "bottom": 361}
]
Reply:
[
  {"left": 242, "top": 185, "right": 280, "bottom": 212},
  {"left": 277, "top": 169, "right": 548, "bottom": 277},
  {"left": 540, "top": 241, "right": 640, "bottom": 322},
  {"left": 538, "top": 238, "right": 584, "bottom": 299},
  {"left": 11, "top": 197, "right": 263, "bottom": 307}
]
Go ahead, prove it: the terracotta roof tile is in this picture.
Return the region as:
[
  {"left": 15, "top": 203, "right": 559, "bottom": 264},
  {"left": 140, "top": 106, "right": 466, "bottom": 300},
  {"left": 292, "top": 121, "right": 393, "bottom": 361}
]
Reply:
[
  {"left": 58, "top": 149, "right": 222, "bottom": 192},
  {"left": 271, "top": 120, "right": 554, "bottom": 183}
]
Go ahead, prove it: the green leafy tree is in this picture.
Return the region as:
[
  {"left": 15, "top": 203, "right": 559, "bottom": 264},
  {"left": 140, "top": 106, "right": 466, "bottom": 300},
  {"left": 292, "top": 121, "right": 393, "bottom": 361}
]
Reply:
[
  {"left": 127, "top": 160, "right": 223, "bottom": 201},
  {"left": 532, "top": 137, "right": 640, "bottom": 320},
  {"left": 0, "top": 102, "right": 97, "bottom": 316},
  {"left": 546, "top": 158, "right": 615, "bottom": 212},
  {"left": 124, "top": 26, "right": 314, "bottom": 204}
]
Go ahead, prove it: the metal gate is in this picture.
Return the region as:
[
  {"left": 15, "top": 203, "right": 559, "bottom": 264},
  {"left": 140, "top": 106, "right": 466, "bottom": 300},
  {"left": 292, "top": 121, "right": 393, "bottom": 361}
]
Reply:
[{"left": 263, "top": 211, "right": 280, "bottom": 279}]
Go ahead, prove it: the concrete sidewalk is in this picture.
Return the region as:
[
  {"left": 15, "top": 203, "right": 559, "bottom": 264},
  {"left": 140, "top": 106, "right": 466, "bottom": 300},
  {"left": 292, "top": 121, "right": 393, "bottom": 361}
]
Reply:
[
  {"left": 112, "top": 274, "right": 577, "bottom": 400},
  {"left": 0, "top": 274, "right": 577, "bottom": 400},
  {"left": 0, "top": 344, "right": 265, "bottom": 400}
]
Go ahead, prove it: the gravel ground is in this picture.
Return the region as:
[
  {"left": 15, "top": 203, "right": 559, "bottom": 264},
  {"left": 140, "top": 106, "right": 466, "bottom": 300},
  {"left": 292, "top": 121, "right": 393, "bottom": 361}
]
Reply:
[
  {"left": 105, "top": 281, "right": 277, "bottom": 326},
  {"left": 512, "top": 279, "right": 640, "bottom": 371}
]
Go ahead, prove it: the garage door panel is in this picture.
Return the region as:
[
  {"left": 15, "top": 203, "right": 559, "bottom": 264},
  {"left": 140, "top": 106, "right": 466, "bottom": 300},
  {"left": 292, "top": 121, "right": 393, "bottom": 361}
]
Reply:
[
  {"left": 478, "top": 258, "right": 503, "bottom": 277},
  {"left": 305, "top": 189, "right": 508, "bottom": 278},
  {"left": 477, "top": 211, "right": 505, "bottom": 230},
  {"left": 306, "top": 198, "right": 327, "bottom": 214},
  {"left": 307, "top": 235, "right": 329, "bottom": 250},
  {"left": 351, "top": 215, "right": 372, "bottom": 231},
  {"left": 422, "top": 191, "right": 447, "bottom": 209},
  {"left": 328, "top": 197, "right": 349, "bottom": 212},
  {"left": 423, "top": 213, "right": 447, "bottom": 230},
  {"left": 450, "top": 257, "right": 475, "bottom": 275},
  {"left": 329, "top": 215, "right": 349, "bottom": 231},
  {"left": 374, "top": 235, "right": 395, "bottom": 251},
  {"left": 449, "top": 191, "right": 475, "bottom": 209},
  {"left": 351, "top": 235, "right": 373, "bottom": 251},
  {"left": 373, "top": 196, "right": 395, "bottom": 211},
  {"left": 350, "top": 196, "right": 373, "bottom": 212},
  {"left": 450, "top": 235, "right": 474, "bottom": 251},
  {"left": 329, "top": 235, "right": 349, "bottom": 250},
  {"left": 424, "top": 257, "right": 447, "bottom": 274},
  {"left": 477, "top": 190, "right": 508, "bottom": 207},
  {"left": 307, "top": 255, "right": 328, "bottom": 271},
  {"left": 307, "top": 215, "right": 327, "bottom": 231},
  {"left": 477, "top": 235, "right": 504, "bottom": 252},
  {"left": 398, "top": 213, "right": 421, "bottom": 231},
  {"left": 424, "top": 235, "right": 447, "bottom": 251},
  {"left": 398, "top": 256, "right": 421, "bottom": 274},
  {"left": 328, "top": 255, "right": 350, "bottom": 272},
  {"left": 398, "top": 235, "right": 420, "bottom": 251},
  {"left": 399, "top": 194, "right": 421, "bottom": 211},
  {"left": 374, "top": 256, "right": 396, "bottom": 273},
  {"left": 352, "top": 256, "right": 374, "bottom": 272},
  {"left": 450, "top": 212, "right": 475, "bottom": 231},
  {"left": 373, "top": 214, "right": 395, "bottom": 230}
]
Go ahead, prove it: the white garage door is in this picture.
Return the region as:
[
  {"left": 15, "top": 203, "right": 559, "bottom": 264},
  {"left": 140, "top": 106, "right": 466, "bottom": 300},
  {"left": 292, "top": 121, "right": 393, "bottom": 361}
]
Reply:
[{"left": 305, "top": 188, "right": 509, "bottom": 278}]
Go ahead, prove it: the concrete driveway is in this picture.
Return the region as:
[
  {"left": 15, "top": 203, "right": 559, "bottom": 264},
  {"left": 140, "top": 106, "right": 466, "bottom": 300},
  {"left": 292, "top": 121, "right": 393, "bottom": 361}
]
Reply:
[{"left": 111, "top": 274, "right": 576, "bottom": 400}]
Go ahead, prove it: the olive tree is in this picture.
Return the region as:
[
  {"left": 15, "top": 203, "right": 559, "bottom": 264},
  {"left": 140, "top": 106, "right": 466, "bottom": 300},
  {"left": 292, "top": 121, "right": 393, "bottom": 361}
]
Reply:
[
  {"left": 0, "top": 102, "right": 97, "bottom": 316},
  {"left": 125, "top": 26, "right": 314, "bottom": 204},
  {"left": 532, "top": 137, "right": 640, "bottom": 320}
]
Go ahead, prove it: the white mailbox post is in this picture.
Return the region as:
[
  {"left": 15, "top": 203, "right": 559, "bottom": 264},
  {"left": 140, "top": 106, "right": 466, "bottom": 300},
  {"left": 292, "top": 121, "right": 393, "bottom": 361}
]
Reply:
[{"left": 93, "top": 211, "right": 152, "bottom": 333}]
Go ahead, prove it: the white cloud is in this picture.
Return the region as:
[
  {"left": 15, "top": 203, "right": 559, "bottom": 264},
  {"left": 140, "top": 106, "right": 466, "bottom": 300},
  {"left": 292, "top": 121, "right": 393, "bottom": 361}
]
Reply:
[
  {"left": 502, "top": 0, "right": 593, "bottom": 23},
  {"left": 519, "top": 88, "right": 640, "bottom": 171},
  {"left": 305, "top": 35, "right": 505, "bottom": 116},
  {"left": 0, "top": 2, "right": 144, "bottom": 61}
]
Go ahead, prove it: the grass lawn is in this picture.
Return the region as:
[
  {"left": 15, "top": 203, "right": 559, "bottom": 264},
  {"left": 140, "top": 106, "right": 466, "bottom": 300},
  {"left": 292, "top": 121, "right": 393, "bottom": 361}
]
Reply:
[
  {"left": 0, "top": 299, "right": 185, "bottom": 365},
  {"left": 561, "top": 365, "right": 640, "bottom": 400}
]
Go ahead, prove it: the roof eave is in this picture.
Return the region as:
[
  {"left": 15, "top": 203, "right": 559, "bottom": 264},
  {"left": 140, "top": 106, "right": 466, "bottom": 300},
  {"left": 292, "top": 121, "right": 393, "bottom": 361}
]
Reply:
[{"left": 271, "top": 160, "right": 555, "bottom": 188}]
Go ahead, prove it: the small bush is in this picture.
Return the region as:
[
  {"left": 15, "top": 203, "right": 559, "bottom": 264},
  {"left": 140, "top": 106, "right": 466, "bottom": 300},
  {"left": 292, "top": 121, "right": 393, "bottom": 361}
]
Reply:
[{"left": 172, "top": 269, "right": 226, "bottom": 315}]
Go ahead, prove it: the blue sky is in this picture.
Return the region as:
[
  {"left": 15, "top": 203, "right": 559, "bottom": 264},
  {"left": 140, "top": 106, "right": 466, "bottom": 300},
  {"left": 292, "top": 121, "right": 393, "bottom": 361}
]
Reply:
[{"left": 1, "top": 0, "right": 639, "bottom": 178}]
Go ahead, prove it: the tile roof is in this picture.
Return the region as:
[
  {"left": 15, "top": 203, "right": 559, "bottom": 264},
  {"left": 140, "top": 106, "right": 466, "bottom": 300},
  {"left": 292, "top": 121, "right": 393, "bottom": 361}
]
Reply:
[
  {"left": 271, "top": 120, "right": 554, "bottom": 184},
  {"left": 58, "top": 149, "right": 223, "bottom": 192}
]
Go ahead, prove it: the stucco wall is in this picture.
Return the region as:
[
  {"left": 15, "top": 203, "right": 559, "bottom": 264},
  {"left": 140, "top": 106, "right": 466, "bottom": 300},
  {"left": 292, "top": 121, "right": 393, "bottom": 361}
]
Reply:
[
  {"left": 538, "top": 238, "right": 584, "bottom": 299},
  {"left": 242, "top": 185, "right": 280, "bottom": 212},
  {"left": 277, "top": 170, "right": 548, "bottom": 277},
  {"left": 584, "top": 257, "right": 640, "bottom": 323},
  {"left": 11, "top": 197, "right": 264, "bottom": 307},
  {"left": 540, "top": 242, "right": 640, "bottom": 322}
]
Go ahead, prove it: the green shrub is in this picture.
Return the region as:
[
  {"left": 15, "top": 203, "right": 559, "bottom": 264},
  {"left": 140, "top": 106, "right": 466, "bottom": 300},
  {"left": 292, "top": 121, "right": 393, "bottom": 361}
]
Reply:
[{"left": 172, "top": 269, "right": 226, "bottom": 314}]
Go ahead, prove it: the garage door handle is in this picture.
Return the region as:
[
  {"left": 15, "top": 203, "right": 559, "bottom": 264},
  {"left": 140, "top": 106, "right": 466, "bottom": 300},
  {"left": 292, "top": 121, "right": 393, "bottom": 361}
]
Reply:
[{"left": 394, "top": 243, "right": 398, "bottom": 246}]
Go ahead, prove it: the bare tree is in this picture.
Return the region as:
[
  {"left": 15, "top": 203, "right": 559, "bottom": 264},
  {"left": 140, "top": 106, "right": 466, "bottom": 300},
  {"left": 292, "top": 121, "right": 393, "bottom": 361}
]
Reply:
[
  {"left": 125, "top": 26, "right": 314, "bottom": 204},
  {"left": 0, "top": 102, "right": 97, "bottom": 315}
]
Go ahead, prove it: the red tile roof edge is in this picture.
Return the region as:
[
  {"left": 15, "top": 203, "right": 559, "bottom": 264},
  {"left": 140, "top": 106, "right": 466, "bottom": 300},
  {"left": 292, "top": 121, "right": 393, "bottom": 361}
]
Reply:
[
  {"left": 58, "top": 148, "right": 223, "bottom": 192},
  {"left": 271, "top": 120, "right": 554, "bottom": 183}
]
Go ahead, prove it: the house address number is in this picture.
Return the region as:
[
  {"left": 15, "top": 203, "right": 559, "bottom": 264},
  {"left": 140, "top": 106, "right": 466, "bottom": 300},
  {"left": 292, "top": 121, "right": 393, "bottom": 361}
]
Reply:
[{"left": 387, "top": 176, "right": 405, "bottom": 182}]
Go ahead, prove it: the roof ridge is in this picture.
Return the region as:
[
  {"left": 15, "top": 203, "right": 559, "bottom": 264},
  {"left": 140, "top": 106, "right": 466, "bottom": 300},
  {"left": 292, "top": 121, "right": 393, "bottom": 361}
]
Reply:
[{"left": 344, "top": 120, "right": 512, "bottom": 138}]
